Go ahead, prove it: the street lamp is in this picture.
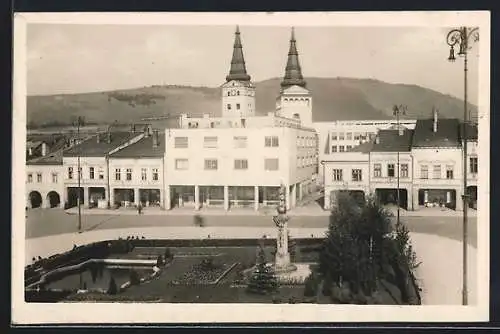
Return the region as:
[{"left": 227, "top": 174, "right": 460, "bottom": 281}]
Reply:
[
  {"left": 393, "top": 104, "right": 407, "bottom": 228},
  {"left": 446, "top": 26, "right": 479, "bottom": 306}
]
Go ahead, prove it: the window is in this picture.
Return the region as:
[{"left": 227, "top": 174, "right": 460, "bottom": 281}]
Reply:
[
  {"left": 352, "top": 169, "right": 362, "bottom": 182},
  {"left": 374, "top": 163, "right": 382, "bottom": 177},
  {"left": 126, "top": 168, "right": 132, "bottom": 181},
  {"left": 470, "top": 157, "right": 478, "bottom": 174},
  {"left": 234, "top": 136, "right": 247, "bottom": 148},
  {"left": 234, "top": 159, "right": 248, "bottom": 170},
  {"left": 331, "top": 132, "right": 338, "bottom": 140},
  {"left": 333, "top": 169, "right": 343, "bottom": 181},
  {"left": 89, "top": 167, "right": 95, "bottom": 180},
  {"left": 354, "top": 133, "right": 360, "bottom": 140},
  {"left": 141, "top": 168, "right": 147, "bottom": 181},
  {"left": 331, "top": 146, "right": 337, "bottom": 153},
  {"left": 115, "top": 168, "right": 121, "bottom": 181},
  {"left": 346, "top": 145, "right": 352, "bottom": 151},
  {"left": 236, "top": 103, "right": 240, "bottom": 110},
  {"left": 227, "top": 104, "right": 231, "bottom": 110},
  {"left": 237, "top": 90, "right": 240, "bottom": 96},
  {"left": 346, "top": 132, "right": 353, "bottom": 140},
  {"left": 265, "top": 136, "right": 279, "bottom": 147},
  {"left": 37, "top": 173, "right": 42, "bottom": 183},
  {"left": 152, "top": 168, "right": 159, "bottom": 181},
  {"left": 98, "top": 168, "right": 104, "bottom": 180},
  {"left": 433, "top": 165, "right": 441, "bottom": 179},
  {"left": 27, "top": 173, "right": 33, "bottom": 183},
  {"left": 174, "top": 137, "right": 188, "bottom": 148},
  {"left": 52, "top": 173, "right": 58, "bottom": 183},
  {"left": 339, "top": 146, "right": 345, "bottom": 152},
  {"left": 387, "top": 164, "right": 395, "bottom": 177},
  {"left": 264, "top": 158, "right": 279, "bottom": 171},
  {"left": 420, "top": 165, "right": 428, "bottom": 179},
  {"left": 338, "top": 132, "right": 345, "bottom": 140},
  {"left": 175, "top": 159, "right": 189, "bottom": 170},
  {"left": 401, "top": 163, "right": 409, "bottom": 178},
  {"left": 204, "top": 159, "right": 218, "bottom": 170},
  {"left": 446, "top": 165, "right": 454, "bottom": 179},
  {"left": 203, "top": 136, "right": 218, "bottom": 148},
  {"left": 68, "top": 167, "right": 73, "bottom": 180}
]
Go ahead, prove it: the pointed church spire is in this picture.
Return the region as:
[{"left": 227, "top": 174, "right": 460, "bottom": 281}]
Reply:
[
  {"left": 226, "top": 26, "right": 251, "bottom": 82},
  {"left": 281, "top": 27, "right": 306, "bottom": 88}
]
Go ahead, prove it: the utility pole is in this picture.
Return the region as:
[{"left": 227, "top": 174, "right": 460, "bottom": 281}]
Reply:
[
  {"left": 393, "top": 104, "right": 407, "bottom": 227},
  {"left": 76, "top": 116, "right": 84, "bottom": 232},
  {"left": 446, "top": 26, "right": 479, "bottom": 306}
]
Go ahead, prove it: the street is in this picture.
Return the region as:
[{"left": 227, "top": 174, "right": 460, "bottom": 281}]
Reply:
[{"left": 25, "top": 208, "right": 477, "bottom": 248}]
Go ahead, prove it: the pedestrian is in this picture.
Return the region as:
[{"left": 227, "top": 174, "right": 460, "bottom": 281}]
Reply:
[{"left": 138, "top": 203, "right": 142, "bottom": 215}]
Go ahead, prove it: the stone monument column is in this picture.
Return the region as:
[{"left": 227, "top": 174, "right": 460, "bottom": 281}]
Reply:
[{"left": 274, "top": 183, "right": 293, "bottom": 272}]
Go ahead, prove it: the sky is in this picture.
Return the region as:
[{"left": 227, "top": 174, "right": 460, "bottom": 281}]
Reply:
[{"left": 26, "top": 24, "right": 479, "bottom": 104}]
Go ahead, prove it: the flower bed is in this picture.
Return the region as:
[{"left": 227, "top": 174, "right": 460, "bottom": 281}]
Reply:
[{"left": 172, "top": 261, "right": 238, "bottom": 285}]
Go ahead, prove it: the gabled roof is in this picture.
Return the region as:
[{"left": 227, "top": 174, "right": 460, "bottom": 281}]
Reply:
[
  {"left": 63, "top": 132, "right": 139, "bottom": 157},
  {"left": 110, "top": 134, "right": 165, "bottom": 159},
  {"left": 412, "top": 118, "right": 461, "bottom": 148},
  {"left": 349, "top": 141, "right": 373, "bottom": 153},
  {"left": 371, "top": 129, "right": 414, "bottom": 152},
  {"left": 26, "top": 150, "right": 63, "bottom": 165}
]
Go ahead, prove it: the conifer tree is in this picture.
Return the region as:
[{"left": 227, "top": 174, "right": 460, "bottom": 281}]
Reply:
[
  {"left": 107, "top": 277, "right": 118, "bottom": 295},
  {"left": 246, "top": 246, "right": 278, "bottom": 295}
]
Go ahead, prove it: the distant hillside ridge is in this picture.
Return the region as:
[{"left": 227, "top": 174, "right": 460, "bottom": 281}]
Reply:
[{"left": 27, "top": 77, "right": 477, "bottom": 128}]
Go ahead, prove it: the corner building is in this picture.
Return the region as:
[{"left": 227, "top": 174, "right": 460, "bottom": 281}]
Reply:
[{"left": 164, "top": 27, "right": 318, "bottom": 212}]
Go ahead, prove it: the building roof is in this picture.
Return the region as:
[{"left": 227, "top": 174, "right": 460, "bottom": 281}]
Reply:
[
  {"left": 460, "top": 122, "right": 478, "bottom": 141},
  {"left": 371, "top": 129, "right": 414, "bottom": 152},
  {"left": 63, "top": 132, "right": 138, "bottom": 157},
  {"left": 412, "top": 118, "right": 461, "bottom": 148},
  {"left": 281, "top": 27, "right": 306, "bottom": 88},
  {"left": 26, "top": 150, "right": 63, "bottom": 165},
  {"left": 349, "top": 141, "right": 373, "bottom": 153},
  {"left": 225, "top": 26, "right": 251, "bottom": 82},
  {"left": 110, "top": 133, "right": 165, "bottom": 159}
]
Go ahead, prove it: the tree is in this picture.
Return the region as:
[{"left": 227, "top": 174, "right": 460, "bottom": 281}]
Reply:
[
  {"left": 246, "top": 246, "right": 278, "bottom": 295},
  {"left": 107, "top": 277, "right": 118, "bottom": 295},
  {"left": 317, "top": 192, "right": 420, "bottom": 304}
]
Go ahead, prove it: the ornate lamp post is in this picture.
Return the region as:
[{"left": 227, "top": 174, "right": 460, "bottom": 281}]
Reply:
[
  {"left": 446, "top": 26, "right": 479, "bottom": 306},
  {"left": 392, "top": 104, "right": 407, "bottom": 228}
]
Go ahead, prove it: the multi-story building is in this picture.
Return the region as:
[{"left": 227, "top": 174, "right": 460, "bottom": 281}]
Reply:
[
  {"left": 62, "top": 128, "right": 146, "bottom": 208},
  {"left": 315, "top": 119, "right": 417, "bottom": 184},
  {"left": 108, "top": 129, "right": 165, "bottom": 208},
  {"left": 163, "top": 26, "right": 318, "bottom": 212},
  {"left": 26, "top": 151, "right": 65, "bottom": 209},
  {"left": 322, "top": 109, "right": 478, "bottom": 211}
]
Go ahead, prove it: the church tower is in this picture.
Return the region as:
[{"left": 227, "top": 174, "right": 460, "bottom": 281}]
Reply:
[
  {"left": 221, "top": 26, "right": 256, "bottom": 118},
  {"left": 276, "top": 27, "right": 313, "bottom": 127}
]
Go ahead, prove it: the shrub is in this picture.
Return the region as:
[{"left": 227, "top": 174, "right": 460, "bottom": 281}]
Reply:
[
  {"left": 303, "top": 272, "right": 319, "bottom": 297},
  {"left": 107, "top": 277, "right": 118, "bottom": 295},
  {"left": 164, "top": 247, "right": 173, "bottom": 260},
  {"left": 129, "top": 269, "right": 141, "bottom": 285},
  {"left": 156, "top": 255, "right": 164, "bottom": 267}
]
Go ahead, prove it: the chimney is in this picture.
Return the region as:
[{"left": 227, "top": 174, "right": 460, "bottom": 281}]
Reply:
[
  {"left": 107, "top": 131, "right": 111, "bottom": 144},
  {"left": 152, "top": 130, "right": 159, "bottom": 148},
  {"left": 41, "top": 142, "right": 48, "bottom": 156},
  {"left": 144, "top": 125, "right": 150, "bottom": 138},
  {"left": 96, "top": 133, "right": 100, "bottom": 143},
  {"left": 433, "top": 108, "right": 438, "bottom": 133},
  {"left": 375, "top": 136, "right": 380, "bottom": 144},
  {"left": 130, "top": 124, "right": 135, "bottom": 133}
]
